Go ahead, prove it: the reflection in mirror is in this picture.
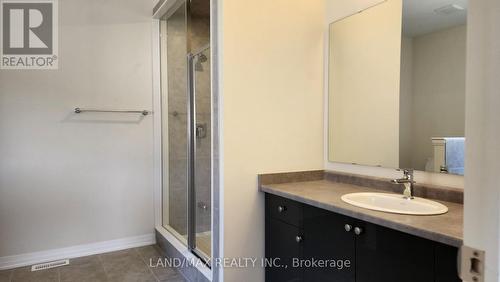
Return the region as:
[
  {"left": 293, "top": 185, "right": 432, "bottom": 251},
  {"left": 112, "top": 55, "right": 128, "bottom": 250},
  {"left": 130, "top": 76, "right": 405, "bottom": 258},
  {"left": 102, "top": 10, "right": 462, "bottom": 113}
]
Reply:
[
  {"left": 328, "top": 0, "right": 402, "bottom": 169},
  {"left": 328, "top": 0, "right": 466, "bottom": 176},
  {"left": 399, "top": 0, "right": 466, "bottom": 175}
]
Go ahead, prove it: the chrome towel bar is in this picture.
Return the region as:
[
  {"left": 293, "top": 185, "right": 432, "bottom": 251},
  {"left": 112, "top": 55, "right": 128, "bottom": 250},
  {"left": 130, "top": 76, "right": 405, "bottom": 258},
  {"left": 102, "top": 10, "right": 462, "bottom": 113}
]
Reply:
[{"left": 74, "top": 108, "right": 151, "bottom": 116}]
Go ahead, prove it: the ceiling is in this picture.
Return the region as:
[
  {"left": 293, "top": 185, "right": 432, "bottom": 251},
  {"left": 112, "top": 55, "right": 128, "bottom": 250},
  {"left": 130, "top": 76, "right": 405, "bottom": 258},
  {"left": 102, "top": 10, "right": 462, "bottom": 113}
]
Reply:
[{"left": 403, "top": 0, "right": 467, "bottom": 37}]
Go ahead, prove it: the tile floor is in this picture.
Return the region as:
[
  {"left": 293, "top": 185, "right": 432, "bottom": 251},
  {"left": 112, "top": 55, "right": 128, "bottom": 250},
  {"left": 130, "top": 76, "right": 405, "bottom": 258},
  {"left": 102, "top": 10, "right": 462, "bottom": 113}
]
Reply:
[{"left": 0, "top": 245, "right": 186, "bottom": 282}]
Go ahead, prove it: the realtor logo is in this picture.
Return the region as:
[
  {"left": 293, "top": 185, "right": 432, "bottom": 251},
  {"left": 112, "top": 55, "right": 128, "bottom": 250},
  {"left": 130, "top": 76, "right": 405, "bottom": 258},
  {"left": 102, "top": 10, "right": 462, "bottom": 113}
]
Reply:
[{"left": 1, "top": 0, "right": 58, "bottom": 69}]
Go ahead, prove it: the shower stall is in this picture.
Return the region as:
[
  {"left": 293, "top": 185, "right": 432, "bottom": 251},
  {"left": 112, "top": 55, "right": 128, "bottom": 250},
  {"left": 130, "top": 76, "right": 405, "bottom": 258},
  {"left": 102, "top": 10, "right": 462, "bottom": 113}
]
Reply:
[{"left": 159, "top": 0, "right": 212, "bottom": 262}]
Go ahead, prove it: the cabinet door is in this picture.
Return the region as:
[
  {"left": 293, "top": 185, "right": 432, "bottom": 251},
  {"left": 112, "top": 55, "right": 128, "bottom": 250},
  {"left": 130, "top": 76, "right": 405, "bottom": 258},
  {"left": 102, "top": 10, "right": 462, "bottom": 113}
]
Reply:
[
  {"left": 435, "top": 244, "right": 461, "bottom": 282},
  {"left": 355, "top": 222, "right": 434, "bottom": 282},
  {"left": 266, "top": 218, "right": 303, "bottom": 282},
  {"left": 302, "top": 205, "right": 355, "bottom": 282}
]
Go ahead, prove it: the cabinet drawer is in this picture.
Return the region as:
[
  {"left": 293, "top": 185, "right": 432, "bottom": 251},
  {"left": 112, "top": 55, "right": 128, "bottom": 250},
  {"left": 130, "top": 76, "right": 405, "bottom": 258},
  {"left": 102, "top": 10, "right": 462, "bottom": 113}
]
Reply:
[{"left": 267, "top": 194, "right": 303, "bottom": 227}]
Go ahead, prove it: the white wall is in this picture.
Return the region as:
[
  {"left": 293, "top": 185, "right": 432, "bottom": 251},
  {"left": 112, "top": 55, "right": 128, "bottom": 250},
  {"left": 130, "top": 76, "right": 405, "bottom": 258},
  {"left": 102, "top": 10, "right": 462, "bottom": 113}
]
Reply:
[
  {"left": 219, "top": 0, "right": 325, "bottom": 280},
  {"left": 464, "top": 0, "right": 500, "bottom": 281},
  {"left": 0, "top": 0, "right": 155, "bottom": 258},
  {"left": 324, "top": 0, "right": 465, "bottom": 189}
]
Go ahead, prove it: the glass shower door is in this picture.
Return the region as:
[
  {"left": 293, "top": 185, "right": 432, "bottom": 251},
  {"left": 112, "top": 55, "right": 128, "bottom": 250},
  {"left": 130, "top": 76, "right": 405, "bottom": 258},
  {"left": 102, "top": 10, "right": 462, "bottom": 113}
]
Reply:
[
  {"left": 160, "top": 2, "right": 189, "bottom": 244},
  {"left": 160, "top": 0, "right": 211, "bottom": 263},
  {"left": 191, "top": 47, "right": 211, "bottom": 259}
]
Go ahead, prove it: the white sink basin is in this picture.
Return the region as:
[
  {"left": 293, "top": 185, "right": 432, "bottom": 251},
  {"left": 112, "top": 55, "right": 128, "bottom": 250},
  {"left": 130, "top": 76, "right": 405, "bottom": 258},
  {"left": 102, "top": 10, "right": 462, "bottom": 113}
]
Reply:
[{"left": 341, "top": 192, "right": 448, "bottom": 215}]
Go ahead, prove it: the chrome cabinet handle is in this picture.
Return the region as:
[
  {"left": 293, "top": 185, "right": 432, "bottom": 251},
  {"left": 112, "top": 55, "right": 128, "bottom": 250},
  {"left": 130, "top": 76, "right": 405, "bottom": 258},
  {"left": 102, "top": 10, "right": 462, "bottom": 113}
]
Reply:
[
  {"left": 295, "top": 235, "right": 303, "bottom": 243},
  {"left": 344, "top": 224, "right": 353, "bottom": 232},
  {"left": 354, "top": 227, "right": 363, "bottom": 235},
  {"left": 277, "top": 205, "right": 286, "bottom": 213}
]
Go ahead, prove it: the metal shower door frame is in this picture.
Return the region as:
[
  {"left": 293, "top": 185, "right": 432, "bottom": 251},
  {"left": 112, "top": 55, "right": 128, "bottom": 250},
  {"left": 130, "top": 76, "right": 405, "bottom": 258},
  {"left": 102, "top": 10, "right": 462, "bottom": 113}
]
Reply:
[{"left": 187, "top": 43, "right": 211, "bottom": 263}]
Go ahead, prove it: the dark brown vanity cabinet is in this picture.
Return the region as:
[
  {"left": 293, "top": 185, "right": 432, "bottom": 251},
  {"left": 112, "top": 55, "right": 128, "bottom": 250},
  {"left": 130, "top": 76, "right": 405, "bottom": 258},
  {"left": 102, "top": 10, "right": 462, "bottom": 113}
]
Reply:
[{"left": 265, "top": 193, "right": 461, "bottom": 282}]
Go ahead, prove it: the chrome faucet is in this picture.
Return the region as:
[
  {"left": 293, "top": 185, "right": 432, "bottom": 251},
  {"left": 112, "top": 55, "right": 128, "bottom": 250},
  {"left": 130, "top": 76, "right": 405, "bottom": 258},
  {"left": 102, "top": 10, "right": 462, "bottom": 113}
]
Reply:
[{"left": 391, "top": 169, "right": 415, "bottom": 199}]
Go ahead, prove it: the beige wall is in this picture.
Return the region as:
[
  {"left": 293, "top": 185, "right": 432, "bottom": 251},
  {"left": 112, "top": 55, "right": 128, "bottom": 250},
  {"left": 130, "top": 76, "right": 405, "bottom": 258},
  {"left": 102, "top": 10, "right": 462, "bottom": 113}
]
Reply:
[
  {"left": 219, "top": 0, "right": 325, "bottom": 280},
  {"left": 329, "top": 0, "right": 402, "bottom": 168},
  {"left": 399, "top": 36, "right": 414, "bottom": 168},
  {"left": 0, "top": 0, "right": 155, "bottom": 258},
  {"left": 325, "top": 0, "right": 385, "bottom": 21},
  {"left": 408, "top": 25, "right": 466, "bottom": 170},
  {"left": 464, "top": 0, "right": 500, "bottom": 280}
]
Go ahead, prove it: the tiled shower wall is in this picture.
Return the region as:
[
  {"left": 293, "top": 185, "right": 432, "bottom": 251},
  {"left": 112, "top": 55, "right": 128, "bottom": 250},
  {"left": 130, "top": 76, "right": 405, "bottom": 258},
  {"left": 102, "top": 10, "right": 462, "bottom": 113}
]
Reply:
[
  {"left": 166, "top": 6, "right": 188, "bottom": 235},
  {"left": 193, "top": 15, "right": 211, "bottom": 234},
  {"left": 166, "top": 11, "right": 211, "bottom": 235}
]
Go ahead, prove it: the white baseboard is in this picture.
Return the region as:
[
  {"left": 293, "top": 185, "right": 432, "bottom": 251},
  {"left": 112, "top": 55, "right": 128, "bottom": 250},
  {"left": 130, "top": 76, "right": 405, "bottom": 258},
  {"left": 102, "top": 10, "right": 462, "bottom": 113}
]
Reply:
[{"left": 0, "top": 233, "right": 155, "bottom": 270}]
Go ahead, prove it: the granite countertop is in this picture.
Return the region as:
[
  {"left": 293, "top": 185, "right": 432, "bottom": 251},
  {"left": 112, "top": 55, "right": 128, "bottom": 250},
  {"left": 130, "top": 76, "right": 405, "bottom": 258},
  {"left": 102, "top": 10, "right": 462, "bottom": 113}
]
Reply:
[{"left": 260, "top": 179, "right": 463, "bottom": 247}]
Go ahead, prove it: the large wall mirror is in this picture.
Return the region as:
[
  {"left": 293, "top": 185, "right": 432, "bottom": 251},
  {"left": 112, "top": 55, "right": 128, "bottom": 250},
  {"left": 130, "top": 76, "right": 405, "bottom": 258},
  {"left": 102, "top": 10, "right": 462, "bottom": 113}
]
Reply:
[{"left": 328, "top": 0, "right": 467, "bottom": 176}]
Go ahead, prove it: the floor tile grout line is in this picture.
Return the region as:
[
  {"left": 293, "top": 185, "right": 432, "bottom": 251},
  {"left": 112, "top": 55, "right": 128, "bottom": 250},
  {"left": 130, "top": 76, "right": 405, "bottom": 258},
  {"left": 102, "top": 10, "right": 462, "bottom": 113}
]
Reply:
[
  {"left": 154, "top": 245, "right": 190, "bottom": 282},
  {"left": 134, "top": 247, "right": 161, "bottom": 282},
  {"left": 96, "top": 253, "right": 110, "bottom": 281},
  {"left": 2, "top": 247, "right": 191, "bottom": 282},
  {"left": 176, "top": 266, "right": 190, "bottom": 282},
  {"left": 4, "top": 248, "right": 172, "bottom": 282}
]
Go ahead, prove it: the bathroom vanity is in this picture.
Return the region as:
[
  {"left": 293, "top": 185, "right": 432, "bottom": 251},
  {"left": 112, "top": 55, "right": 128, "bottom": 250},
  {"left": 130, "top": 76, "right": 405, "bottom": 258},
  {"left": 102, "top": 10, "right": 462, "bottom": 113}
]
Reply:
[
  {"left": 262, "top": 0, "right": 467, "bottom": 280},
  {"left": 260, "top": 171, "right": 463, "bottom": 282}
]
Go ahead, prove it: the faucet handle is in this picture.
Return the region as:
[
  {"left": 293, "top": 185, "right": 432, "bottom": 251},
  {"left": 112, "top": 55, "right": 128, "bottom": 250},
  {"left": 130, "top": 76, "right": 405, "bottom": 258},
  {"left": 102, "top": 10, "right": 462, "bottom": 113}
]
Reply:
[
  {"left": 397, "top": 168, "right": 413, "bottom": 174},
  {"left": 397, "top": 168, "right": 414, "bottom": 180}
]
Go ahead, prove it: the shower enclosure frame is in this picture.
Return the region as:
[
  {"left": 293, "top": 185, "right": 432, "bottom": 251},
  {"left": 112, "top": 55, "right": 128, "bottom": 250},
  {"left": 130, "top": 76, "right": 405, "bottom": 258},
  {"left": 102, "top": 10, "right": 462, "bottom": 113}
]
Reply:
[
  {"left": 152, "top": 0, "right": 220, "bottom": 280},
  {"left": 161, "top": 0, "right": 210, "bottom": 258},
  {"left": 187, "top": 43, "right": 212, "bottom": 261}
]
